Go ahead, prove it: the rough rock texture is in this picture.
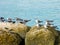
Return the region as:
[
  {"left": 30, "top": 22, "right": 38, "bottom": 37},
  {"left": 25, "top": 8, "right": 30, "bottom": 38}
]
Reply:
[
  {"left": 0, "top": 30, "right": 21, "bottom": 45},
  {"left": 13, "top": 23, "right": 31, "bottom": 39},
  {"left": 1, "top": 22, "right": 60, "bottom": 45},
  {"left": 25, "top": 26, "right": 55, "bottom": 45},
  {"left": 46, "top": 26, "right": 59, "bottom": 45},
  {"left": 55, "top": 31, "right": 60, "bottom": 45},
  {"left": 0, "top": 22, "right": 31, "bottom": 39},
  {"left": 46, "top": 26, "right": 58, "bottom": 37}
]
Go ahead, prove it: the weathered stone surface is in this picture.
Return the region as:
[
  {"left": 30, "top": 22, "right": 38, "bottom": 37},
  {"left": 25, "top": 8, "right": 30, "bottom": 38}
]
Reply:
[
  {"left": 25, "top": 26, "right": 55, "bottom": 45},
  {"left": 0, "top": 30, "right": 21, "bottom": 45},
  {"left": 0, "top": 22, "right": 31, "bottom": 39},
  {"left": 46, "top": 26, "right": 58, "bottom": 37}
]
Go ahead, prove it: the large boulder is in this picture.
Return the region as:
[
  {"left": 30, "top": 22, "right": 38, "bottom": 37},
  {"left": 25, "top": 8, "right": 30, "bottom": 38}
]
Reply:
[
  {"left": 13, "top": 23, "right": 31, "bottom": 39},
  {"left": 0, "top": 30, "right": 21, "bottom": 45},
  {"left": 0, "top": 22, "right": 31, "bottom": 39},
  {"left": 25, "top": 26, "right": 56, "bottom": 45}
]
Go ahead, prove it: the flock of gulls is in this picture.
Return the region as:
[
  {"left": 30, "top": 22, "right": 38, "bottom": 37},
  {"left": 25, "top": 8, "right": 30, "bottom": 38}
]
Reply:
[
  {"left": 35, "top": 18, "right": 58, "bottom": 29},
  {"left": 0, "top": 17, "right": 59, "bottom": 29},
  {"left": 0, "top": 17, "right": 31, "bottom": 24}
]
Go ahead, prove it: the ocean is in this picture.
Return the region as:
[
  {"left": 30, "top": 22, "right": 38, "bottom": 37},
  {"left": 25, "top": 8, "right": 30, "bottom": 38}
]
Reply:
[{"left": 0, "top": 0, "right": 60, "bottom": 30}]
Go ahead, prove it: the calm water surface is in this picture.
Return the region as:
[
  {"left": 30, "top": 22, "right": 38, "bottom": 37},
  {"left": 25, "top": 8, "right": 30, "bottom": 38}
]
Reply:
[{"left": 0, "top": 0, "right": 60, "bottom": 30}]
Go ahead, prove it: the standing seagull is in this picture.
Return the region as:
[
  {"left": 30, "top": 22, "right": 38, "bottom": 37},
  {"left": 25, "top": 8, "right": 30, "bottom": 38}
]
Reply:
[
  {"left": 35, "top": 19, "right": 43, "bottom": 28},
  {"left": 44, "top": 20, "right": 54, "bottom": 28},
  {"left": 15, "top": 17, "right": 23, "bottom": 23},
  {"left": 7, "top": 18, "right": 13, "bottom": 23},
  {"left": 20, "top": 19, "right": 31, "bottom": 24},
  {"left": 0, "top": 17, "right": 5, "bottom": 22}
]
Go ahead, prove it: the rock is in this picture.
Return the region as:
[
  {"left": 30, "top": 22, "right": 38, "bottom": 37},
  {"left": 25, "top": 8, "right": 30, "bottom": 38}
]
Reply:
[
  {"left": 58, "top": 31, "right": 60, "bottom": 45},
  {"left": 25, "top": 26, "right": 55, "bottom": 45},
  {"left": 54, "top": 31, "right": 60, "bottom": 45},
  {"left": 5, "top": 23, "right": 30, "bottom": 39},
  {"left": 58, "top": 36, "right": 60, "bottom": 45},
  {"left": 46, "top": 26, "right": 58, "bottom": 37},
  {"left": 0, "top": 22, "right": 31, "bottom": 39},
  {"left": 0, "top": 30, "right": 21, "bottom": 45}
]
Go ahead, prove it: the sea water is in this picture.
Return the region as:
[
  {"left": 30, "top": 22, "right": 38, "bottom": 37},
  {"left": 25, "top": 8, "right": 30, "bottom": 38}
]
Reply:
[{"left": 0, "top": 0, "right": 60, "bottom": 30}]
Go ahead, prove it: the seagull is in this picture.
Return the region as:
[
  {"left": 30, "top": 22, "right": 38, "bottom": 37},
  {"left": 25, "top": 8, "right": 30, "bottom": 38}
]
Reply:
[
  {"left": 15, "top": 17, "right": 23, "bottom": 23},
  {"left": 24, "top": 20, "right": 31, "bottom": 22},
  {"left": 15, "top": 17, "right": 23, "bottom": 21},
  {"left": 7, "top": 18, "right": 12, "bottom": 23},
  {"left": 35, "top": 19, "right": 42, "bottom": 24},
  {"left": 35, "top": 19, "right": 43, "bottom": 28},
  {"left": 24, "top": 19, "right": 31, "bottom": 23},
  {"left": 44, "top": 20, "right": 54, "bottom": 28},
  {"left": 20, "top": 19, "right": 31, "bottom": 24},
  {"left": 46, "top": 20, "right": 54, "bottom": 22},
  {"left": 0, "top": 17, "right": 5, "bottom": 22}
]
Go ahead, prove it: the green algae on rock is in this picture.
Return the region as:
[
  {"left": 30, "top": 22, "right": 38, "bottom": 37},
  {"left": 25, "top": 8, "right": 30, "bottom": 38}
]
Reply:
[
  {"left": 25, "top": 27, "right": 55, "bottom": 45},
  {"left": 0, "top": 30, "right": 21, "bottom": 45}
]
